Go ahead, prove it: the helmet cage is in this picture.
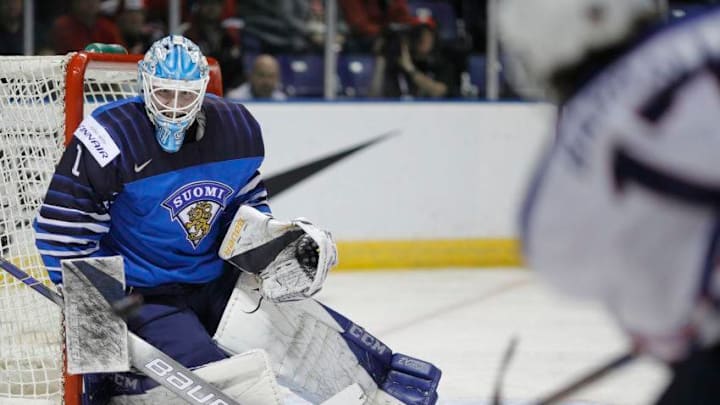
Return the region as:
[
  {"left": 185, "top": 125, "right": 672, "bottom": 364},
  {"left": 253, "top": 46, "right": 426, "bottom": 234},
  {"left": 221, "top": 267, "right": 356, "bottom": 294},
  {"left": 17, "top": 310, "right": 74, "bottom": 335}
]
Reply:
[{"left": 142, "top": 73, "right": 208, "bottom": 125}]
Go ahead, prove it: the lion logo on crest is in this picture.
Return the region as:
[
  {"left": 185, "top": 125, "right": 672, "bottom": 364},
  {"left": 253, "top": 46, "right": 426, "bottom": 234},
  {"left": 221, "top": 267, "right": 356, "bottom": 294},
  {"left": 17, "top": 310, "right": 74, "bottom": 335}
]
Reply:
[{"left": 184, "top": 201, "right": 213, "bottom": 245}]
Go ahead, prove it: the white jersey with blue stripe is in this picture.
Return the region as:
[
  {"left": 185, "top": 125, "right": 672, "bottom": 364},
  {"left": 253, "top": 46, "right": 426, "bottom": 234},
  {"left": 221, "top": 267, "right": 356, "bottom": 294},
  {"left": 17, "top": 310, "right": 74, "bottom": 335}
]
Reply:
[
  {"left": 34, "top": 94, "right": 270, "bottom": 287},
  {"left": 520, "top": 8, "right": 720, "bottom": 359}
]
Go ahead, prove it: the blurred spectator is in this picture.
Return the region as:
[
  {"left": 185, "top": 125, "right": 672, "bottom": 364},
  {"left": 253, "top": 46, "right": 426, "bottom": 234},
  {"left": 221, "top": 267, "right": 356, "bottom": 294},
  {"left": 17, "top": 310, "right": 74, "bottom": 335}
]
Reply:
[
  {"left": 0, "top": 0, "right": 23, "bottom": 55},
  {"left": 226, "top": 54, "right": 287, "bottom": 100},
  {"left": 240, "top": 0, "right": 345, "bottom": 54},
  {"left": 50, "top": 0, "right": 126, "bottom": 54},
  {"left": 144, "top": 0, "right": 234, "bottom": 27},
  {"left": 338, "top": 0, "right": 415, "bottom": 52},
  {"left": 370, "top": 18, "right": 458, "bottom": 98},
  {"left": 306, "top": 0, "right": 347, "bottom": 51},
  {"left": 35, "top": 2, "right": 67, "bottom": 53},
  {"left": 112, "top": 0, "right": 164, "bottom": 53},
  {"left": 100, "top": 0, "right": 120, "bottom": 16},
  {"left": 37, "top": 2, "right": 68, "bottom": 26},
  {"left": 410, "top": 2, "right": 472, "bottom": 97},
  {"left": 145, "top": 0, "right": 189, "bottom": 25},
  {"left": 183, "top": 0, "right": 244, "bottom": 90}
]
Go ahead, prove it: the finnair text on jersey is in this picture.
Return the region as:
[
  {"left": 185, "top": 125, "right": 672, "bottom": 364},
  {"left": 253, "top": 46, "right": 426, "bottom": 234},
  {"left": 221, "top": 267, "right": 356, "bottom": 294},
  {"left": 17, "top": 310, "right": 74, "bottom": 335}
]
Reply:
[{"left": 77, "top": 126, "right": 109, "bottom": 159}]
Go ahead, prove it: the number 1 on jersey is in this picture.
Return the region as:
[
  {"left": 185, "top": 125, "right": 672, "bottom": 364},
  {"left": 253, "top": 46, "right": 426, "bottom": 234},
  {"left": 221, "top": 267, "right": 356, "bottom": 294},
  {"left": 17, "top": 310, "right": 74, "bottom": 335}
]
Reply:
[{"left": 71, "top": 144, "right": 82, "bottom": 177}]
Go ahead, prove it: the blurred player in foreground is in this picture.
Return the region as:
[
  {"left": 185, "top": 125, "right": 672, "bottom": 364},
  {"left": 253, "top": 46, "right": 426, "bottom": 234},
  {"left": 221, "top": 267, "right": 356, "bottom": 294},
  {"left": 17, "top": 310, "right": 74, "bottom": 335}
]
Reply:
[
  {"left": 33, "top": 34, "right": 440, "bottom": 404},
  {"left": 500, "top": 0, "right": 720, "bottom": 403}
]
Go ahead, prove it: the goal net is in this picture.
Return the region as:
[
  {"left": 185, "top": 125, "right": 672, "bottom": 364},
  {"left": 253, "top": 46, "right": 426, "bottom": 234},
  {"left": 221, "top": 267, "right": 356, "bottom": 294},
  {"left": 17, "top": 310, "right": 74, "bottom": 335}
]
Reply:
[{"left": 0, "top": 52, "right": 222, "bottom": 404}]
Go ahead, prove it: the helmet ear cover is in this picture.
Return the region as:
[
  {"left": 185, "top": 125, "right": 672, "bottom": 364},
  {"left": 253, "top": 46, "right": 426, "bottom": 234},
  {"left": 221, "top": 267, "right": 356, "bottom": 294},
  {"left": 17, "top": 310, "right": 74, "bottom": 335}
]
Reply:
[{"left": 138, "top": 35, "right": 210, "bottom": 153}]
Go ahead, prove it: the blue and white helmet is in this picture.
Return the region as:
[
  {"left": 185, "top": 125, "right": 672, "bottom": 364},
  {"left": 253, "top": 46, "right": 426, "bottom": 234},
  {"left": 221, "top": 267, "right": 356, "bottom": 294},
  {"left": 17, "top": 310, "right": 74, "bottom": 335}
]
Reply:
[
  {"left": 498, "top": 0, "right": 657, "bottom": 100},
  {"left": 139, "top": 35, "right": 210, "bottom": 153}
]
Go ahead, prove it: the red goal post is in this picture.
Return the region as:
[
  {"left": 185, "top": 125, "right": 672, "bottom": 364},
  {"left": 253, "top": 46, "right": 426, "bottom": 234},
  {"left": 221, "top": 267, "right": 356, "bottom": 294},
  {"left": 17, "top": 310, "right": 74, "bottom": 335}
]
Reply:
[{"left": 0, "top": 51, "right": 223, "bottom": 405}]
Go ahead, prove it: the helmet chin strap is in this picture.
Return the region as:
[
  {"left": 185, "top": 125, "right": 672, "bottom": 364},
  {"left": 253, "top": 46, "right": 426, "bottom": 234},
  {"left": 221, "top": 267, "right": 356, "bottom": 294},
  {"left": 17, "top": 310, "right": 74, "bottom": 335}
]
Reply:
[
  {"left": 155, "top": 117, "right": 193, "bottom": 153},
  {"left": 195, "top": 110, "right": 207, "bottom": 142},
  {"left": 155, "top": 126, "right": 184, "bottom": 153},
  {"left": 154, "top": 109, "right": 207, "bottom": 152}
]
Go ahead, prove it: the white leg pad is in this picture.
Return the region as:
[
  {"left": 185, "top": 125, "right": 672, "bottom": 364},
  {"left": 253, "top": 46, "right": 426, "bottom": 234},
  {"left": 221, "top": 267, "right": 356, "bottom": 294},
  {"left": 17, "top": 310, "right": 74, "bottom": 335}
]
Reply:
[
  {"left": 109, "top": 350, "right": 282, "bottom": 405},
  {"left": 316, "top": 383, "right": 404, "bottom": 405},
  {"left": 213, "top": 273, "right": 380, "bottom": 404},
  {"left": 320, "top": 383, "right": 366, "bottom": 405},
  {"left": 368, "top": 390, "right": 407, "bottom": 405}
]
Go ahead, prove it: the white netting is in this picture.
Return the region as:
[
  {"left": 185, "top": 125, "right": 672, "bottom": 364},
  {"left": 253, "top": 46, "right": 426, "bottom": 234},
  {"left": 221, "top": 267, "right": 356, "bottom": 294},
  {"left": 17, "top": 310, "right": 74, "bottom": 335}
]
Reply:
[{"left": 0, "top": 55, "right": 139, "bottom": 403}]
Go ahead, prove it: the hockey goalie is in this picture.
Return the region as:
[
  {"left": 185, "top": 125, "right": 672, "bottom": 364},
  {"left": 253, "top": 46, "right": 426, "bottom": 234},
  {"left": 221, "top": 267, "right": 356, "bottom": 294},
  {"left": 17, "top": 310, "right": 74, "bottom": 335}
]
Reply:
[{"left": 32, "top": 34, "right": 440, "bottom": 404}]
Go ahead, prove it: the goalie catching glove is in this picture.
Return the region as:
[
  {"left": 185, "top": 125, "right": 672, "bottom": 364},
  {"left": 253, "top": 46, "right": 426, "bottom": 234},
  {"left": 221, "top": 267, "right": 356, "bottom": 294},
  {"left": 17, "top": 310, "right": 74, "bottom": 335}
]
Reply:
[{"left": 219, "top": 205, "right": 337, "bottom": 302}]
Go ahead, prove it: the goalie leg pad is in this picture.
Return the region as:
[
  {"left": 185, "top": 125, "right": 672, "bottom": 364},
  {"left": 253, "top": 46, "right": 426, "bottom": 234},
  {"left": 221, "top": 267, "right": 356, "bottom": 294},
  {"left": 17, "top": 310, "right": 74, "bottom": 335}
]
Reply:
[
  {"left": 214, "top": 273, "right": 378, "bottom": 403},
  {"left": 109, "top": 350, "right": 282, "bottom": 405},
  {"left": 380, "top": 354, "right": 441, "bottom": 405},
  {"left": 322, "top": 305, "right": 442, "bottom": 405},
  {"left": 213, "top": 273, "right": 441, "bottom": 405}
]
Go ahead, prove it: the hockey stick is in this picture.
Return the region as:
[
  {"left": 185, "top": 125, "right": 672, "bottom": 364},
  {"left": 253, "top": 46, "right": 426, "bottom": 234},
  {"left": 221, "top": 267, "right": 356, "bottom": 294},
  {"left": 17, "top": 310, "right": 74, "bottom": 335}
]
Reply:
[
  {"left": 533, "top": 351, "right": 635, "bottom": 405},
  {"left": 490, "top": 336, "right": 519, "bottom": 405},
  {"left": 0, "top": 256, "right": 241, "bottom": 405},
  {"left": 488, "top": 334, "right": 635, "bottom": 405}
]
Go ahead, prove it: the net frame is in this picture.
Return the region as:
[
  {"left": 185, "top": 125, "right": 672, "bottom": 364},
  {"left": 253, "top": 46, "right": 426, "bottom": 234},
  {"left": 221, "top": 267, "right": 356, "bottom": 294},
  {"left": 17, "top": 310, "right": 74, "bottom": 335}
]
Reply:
[{"left": 0, "top": 51, "right": 222, "bottom": 405}]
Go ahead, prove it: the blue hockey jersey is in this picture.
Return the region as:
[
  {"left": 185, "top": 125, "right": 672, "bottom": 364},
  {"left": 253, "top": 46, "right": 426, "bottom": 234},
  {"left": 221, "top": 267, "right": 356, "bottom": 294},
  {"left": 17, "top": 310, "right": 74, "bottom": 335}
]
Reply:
[{"left": 34, "top": 94, "right": 270, "bottom": 287}]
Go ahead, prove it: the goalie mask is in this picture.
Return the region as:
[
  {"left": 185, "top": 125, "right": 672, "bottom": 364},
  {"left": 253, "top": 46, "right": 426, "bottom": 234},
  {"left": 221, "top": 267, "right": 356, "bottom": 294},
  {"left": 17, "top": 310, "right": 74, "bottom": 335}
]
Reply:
[{"left": 139, "top": 35, "right": 209, "bottom": 153}]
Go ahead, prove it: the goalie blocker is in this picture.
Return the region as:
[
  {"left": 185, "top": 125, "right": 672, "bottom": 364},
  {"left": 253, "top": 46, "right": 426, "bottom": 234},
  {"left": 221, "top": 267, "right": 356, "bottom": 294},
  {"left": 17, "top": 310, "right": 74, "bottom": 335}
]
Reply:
[{"left": 217, "top": 206, "right": 442, "bottom": 404}]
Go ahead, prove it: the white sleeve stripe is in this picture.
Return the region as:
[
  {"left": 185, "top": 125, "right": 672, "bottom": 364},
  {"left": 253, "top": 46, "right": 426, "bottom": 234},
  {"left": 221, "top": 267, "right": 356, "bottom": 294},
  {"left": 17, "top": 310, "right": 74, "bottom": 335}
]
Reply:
[
  {"left": 38, "top": 246, "right": 101, "bottom": 257},
  {"left": 237, "top": 174, "right": 262, "bottom": 196},
  {"left": 247, "top": 200, "right": 268, "bottom": 207},
  {"left": 42, "top": 203, "right": 111, "bottom": 221},
  {"left": 36, "top": 215, "right": 110, "bottom": 233},
  {"left": 246, "top": 190, "right": 268, "bottom": 202},
  {"left": 45, "top": 266, "right": 61, "bottom": 273},
  {"left": 35, "top": 233, "right": 97, "bottom": 244}
]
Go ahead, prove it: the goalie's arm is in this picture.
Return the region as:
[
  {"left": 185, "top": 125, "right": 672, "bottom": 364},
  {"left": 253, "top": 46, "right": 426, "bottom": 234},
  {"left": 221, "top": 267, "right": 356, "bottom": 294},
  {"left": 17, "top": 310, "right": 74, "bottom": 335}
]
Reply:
[
  {"left": 33, "top": 135, "right": 120, "bottom": 283},
  {"left": 228, "top": 170, "right": 271, "bottom": 215}
]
